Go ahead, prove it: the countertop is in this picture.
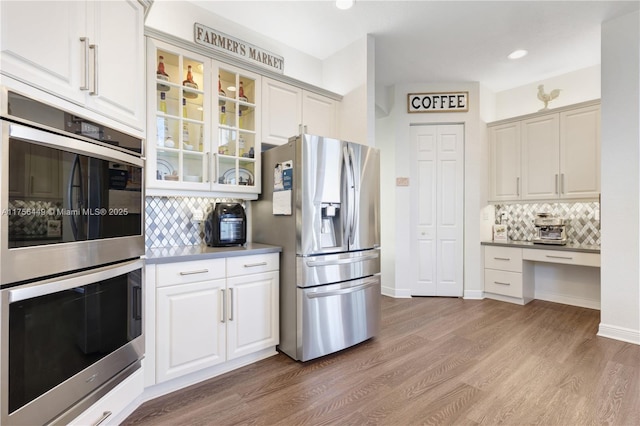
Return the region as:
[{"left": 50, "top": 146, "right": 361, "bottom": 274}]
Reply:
[
  {"left": 145, "top": 242, "right": 282, "bottom": 264},
  {"left": 481, "top": 240, "right": 600, "bottom": 254}
]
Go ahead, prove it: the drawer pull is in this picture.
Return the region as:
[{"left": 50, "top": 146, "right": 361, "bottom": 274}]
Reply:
[
  {"left": 546, "top": 255, "right": 573, "bottom": 260},
  {"left": 494, "top": 257, "right": 511, "bottom": 261},
  {"left": 244, "top": 262, "right": 268, "bottom": 268},
  {"left": 93, "top": 411, "right": 113, "bottom": 426},
  {"left": 179, "top": 269, "right": 209, "bottom": 276},
  {"left": 494, "top": 281, "right": 511, "bottom": 286}
]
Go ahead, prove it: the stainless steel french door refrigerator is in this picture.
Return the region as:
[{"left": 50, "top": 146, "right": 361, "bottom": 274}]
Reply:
[{"left": 253, "top": 134, "right": 381, "bottom": 361}]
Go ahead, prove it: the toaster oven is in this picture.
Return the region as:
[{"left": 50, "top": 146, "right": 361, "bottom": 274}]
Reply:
[{"left": 204, "top": 203, "right": 246, "bottom": 247}]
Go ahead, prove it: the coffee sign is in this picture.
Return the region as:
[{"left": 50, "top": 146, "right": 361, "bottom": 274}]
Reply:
[
  {"left": 194, "top": 23, "right": 284, "bottom": 74},
  {"left": 408, "top": 92, "right": 469, "bottom": 113}
]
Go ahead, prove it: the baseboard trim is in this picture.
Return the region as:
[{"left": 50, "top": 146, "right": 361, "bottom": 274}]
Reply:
[
  {"left": 597, "top": 323, "right": 640, "bottom": 345},
  {"left": 535, "top": 291, "right": 600, "bottom": 310},
  {"left": 381, "top": 285, "right": 412, "bottom": 298},
  {"left": 463, "top": 290, "right": 483, "bottom": 300}
]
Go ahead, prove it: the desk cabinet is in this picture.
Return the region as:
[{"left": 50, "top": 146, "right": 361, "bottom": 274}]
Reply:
[
  {"left": 483, "top": 246, "right": 532, "bottom": 304},
  {"left": 483, "top": 244, "right": 600, "bottom": 307}
]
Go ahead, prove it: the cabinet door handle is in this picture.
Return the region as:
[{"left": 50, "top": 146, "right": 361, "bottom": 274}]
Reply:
[
  {"left": 493, "top": 257, "right": 511, "bottom": 261},
  {"left": 179, "top": 269, "right": 209, "bottom": 276},
  {"left": 546, "top": 255, "right": 573, "bottom": 260},
  {"left": 89, "top": 43, "right": 98, "bottom": 96},
  {"left": 516, "top": 177, "right": 520, "bottom": 197},
  {"left": 555, "top": 174, "right": 559, "bottom": 194},
  {"left": 561, "top": 174, "right": 565, "bottom": 195},
  {"left": 93, "top": 411, "right": 112, "bottom": 426},
  {"left": 80, "top": 37, "right": 90, "bottom": 91},
  {"left": 228, "top": 288, "right": 234, "bottom": 321},
  {"left": 205, "top": 152, "right": 210, "bottom": 183},
  {"left": 494, "top": 281, "right": 511, "bottom": 286},
  {"left": 244, "top": 262, "right": 267, "bottom": 268},
  {"left": 220, "top": 289, "right": 226, "bottom": 323}
]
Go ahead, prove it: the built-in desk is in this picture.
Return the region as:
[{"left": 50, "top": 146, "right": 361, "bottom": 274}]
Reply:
[{"left": 481, "top": 241, "right": 601, "bottom": 309}]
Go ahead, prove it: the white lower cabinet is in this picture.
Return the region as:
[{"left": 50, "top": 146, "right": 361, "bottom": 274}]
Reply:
[
  {"left": 155, "top": 254, "right": 279, "bottom": 383},
  {"left": 483, "top": 245, "right": 533, "bottom": 305}
]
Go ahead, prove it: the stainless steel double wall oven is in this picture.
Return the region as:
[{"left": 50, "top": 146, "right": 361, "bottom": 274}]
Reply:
[{"left": 0, "top": 87, "right": 145, "bottom": 425}]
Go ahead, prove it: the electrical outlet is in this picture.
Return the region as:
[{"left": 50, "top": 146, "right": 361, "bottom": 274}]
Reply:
[{"left": 192, "top": 209, "right": 204, "bottom": 221}]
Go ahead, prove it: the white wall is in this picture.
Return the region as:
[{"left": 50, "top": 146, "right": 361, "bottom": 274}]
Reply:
[
  {"left": 145, "top": 1, "right": 324, "bottom": 86},
  {"left": 494, "top": 65, "right": 601, "bottom": 121},
  {"left": 324, "top": 36, "right": 369, "bottom": 145},
  {"left": 376, "top": 82, "right": 485, "bottom": 299},
  {"left": 599, "top": 11, "right": 640, "bottom": 344}
]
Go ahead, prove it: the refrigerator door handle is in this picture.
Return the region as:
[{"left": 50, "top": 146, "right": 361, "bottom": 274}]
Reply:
[
  {"left": 343, "top": 145, "right": 357, "bottom": 244},
  {"left": 305, "top": 252, "right": 379, "bottom": 267},
  {"left": 305, "top": 279, "right": 379, "bottom": 298}
]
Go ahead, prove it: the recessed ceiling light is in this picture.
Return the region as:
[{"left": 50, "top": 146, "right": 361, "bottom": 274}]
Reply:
[
  {"left": 508, "top": 49, "right": 528, "bottom": 60},
  {"left": 336, "top": 0, "right": 354, "bottom": 10},
  {"left": 227, "top": 86, "right": 236, "bottom": 92}
]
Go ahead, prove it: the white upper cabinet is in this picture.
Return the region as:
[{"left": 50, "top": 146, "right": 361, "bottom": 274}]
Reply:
[
  {"left": 489, "top": 122, "right": 521, "bottom": 201},
  {"left": 262, "top": 77, "right": 338, "bottom": 146},
  {"left": 521, "top": 114, "right": 560, "bottom": 200},
  {"left": 147, "top": 38, "right": 262, "bottom": 198},
  {"left": 559, "top": 105, "right": 601, "bottom": 199},
  {"left": 302, "top": 90, "right": 338, "bottom": 138},
  {"left": 261, "top": 77, "right": 302, "bottom": 146},
  {"left": 0, "top": 0, "right": 145, "bottom": 131},
  {"left": 488, "top": 101, "right": 601, "bottom": 202}
]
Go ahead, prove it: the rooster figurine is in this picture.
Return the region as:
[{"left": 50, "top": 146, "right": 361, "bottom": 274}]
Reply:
[{"left": 537, "top": 85, "right": 561, "bottom": 111}]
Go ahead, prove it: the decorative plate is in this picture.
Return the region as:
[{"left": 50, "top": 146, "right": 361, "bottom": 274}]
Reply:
[
  {"left": 222, "top": 167, "right": 254, "bottom": 185},
  {"left": 156, "top": 159, "right": 175, "bottom": 180}
]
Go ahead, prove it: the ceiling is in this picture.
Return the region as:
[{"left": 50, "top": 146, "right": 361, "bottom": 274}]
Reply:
[{"left": 188, "top": 0, "right": 639, "bottom": 92}]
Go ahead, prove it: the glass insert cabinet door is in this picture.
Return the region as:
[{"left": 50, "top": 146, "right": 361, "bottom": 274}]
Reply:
[
  {"left": 216, "top": 65, "right": 260, "bottom": 190},
  {"left": 153, "top": 46, "right": 207, "bottom": 186}
]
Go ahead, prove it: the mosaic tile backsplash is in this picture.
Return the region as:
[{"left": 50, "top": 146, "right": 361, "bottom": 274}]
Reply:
[
  {"left": 495, "top": 202, "right": 600, "bottom": 245},
  {"left": 145, "top": 196, "right": 244, "bottom": 249}
]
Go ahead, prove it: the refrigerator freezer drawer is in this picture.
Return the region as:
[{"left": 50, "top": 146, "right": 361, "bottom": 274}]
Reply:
[
  {"left": 296, "top": 249, "right": 381, "bottom": 287},
  {"left": 297, "top": 275, "right": 381, "bottom": 361}
]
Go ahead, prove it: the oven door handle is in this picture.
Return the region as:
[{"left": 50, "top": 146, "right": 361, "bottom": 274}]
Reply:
[
  {"left": 7, "top": 259, "right": 144, "bottom": 303},
  {"left": 9, "top": 122, "right": 143, "bottom": 167}
]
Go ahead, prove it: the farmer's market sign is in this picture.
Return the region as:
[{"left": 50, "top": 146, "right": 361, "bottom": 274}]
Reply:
[{"left": 194, "top": 23, "right": 284, "bottom": 73}]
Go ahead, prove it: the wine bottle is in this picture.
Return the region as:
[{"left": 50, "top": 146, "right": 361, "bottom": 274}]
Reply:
[
  {"left": 239, "top": 81, "right": 247, "bottom": 102},
  {"left": 218, "top": 75, "right": 226, "bottom": 97},
  {"left": 157, "top": 55, "right": 168, "bottom": 77},
  {"left": 183, "top": 65, "right": 198, "bottom": 89},
  {"left": 182, "top": 98, "right": 187, "bottom": 118}
]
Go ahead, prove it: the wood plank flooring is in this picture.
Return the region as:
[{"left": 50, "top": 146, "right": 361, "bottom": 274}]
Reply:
[{"left": 122, "top": 297, "right": 640, "bottom": 425}]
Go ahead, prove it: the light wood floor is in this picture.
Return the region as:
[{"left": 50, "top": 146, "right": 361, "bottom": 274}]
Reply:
[{"left": 123, "top": 297, "right": 640, "bottom": 425}]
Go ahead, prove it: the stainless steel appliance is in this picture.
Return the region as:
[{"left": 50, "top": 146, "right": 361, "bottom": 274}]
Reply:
[
  {"left": 0, "top": 88, "right": 144, "bottom": 284},
  {"left": 533, "top": 212, "right": 567, "bottom": 245},
  {"left": 204, "top": 202, "right": 247, "bottom": 247},
  {"left": 253, "top": 134, "right": 381, "bottom": 361},
  {"left": 1, "top": 259, "right": 144, "bottom": 426},
  {"left": 0, "top": 87, "right": 145, "bottom": 425}
]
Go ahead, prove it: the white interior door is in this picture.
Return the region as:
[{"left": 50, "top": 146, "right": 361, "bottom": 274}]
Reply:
[{"left": 411, "top": 124, "right": 464, "bottom": 296}]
